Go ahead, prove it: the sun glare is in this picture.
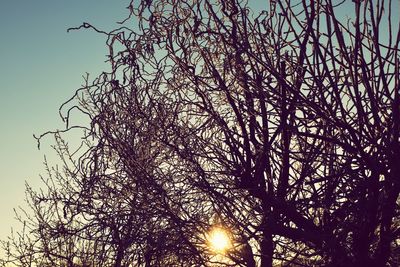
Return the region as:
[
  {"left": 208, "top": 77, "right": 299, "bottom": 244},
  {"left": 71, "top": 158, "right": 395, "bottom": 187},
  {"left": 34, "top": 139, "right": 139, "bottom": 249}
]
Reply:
[{"left": 208, "top": 227, "right": 231, "bottom": 253}]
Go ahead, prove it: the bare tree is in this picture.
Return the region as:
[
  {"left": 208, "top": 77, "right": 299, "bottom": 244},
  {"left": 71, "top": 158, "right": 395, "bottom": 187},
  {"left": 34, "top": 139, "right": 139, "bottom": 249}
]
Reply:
[{"left": 2, "top": 0, "right": 400, "bottom": 266}]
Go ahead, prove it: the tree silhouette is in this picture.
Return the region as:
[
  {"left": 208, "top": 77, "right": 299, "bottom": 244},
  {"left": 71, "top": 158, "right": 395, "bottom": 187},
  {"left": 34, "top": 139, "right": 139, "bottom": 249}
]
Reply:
[{"left": 2, "top": 0, "right": 400, "bottom": 266}]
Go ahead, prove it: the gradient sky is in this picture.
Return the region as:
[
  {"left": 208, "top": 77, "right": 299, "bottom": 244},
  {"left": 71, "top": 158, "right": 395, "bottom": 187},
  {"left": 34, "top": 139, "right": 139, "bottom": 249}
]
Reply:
[
  {"left": 0, "top": 1, "right": 132, "bottom": 241},
  {"left": 0, "top": 0, "right": 398, "bottom": 247}
]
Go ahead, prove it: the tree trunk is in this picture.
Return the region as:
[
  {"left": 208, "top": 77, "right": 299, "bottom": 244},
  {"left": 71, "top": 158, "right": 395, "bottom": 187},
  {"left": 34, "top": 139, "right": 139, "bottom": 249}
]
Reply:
[
  {"left": 260, "top": 232, "right": 273, "bottom": 267},
  {"left": 114, "top": 248, "right": 124, "bottom": 267},
  {"left": 260, "top": 212, "right": 273, "bottom": 267}
]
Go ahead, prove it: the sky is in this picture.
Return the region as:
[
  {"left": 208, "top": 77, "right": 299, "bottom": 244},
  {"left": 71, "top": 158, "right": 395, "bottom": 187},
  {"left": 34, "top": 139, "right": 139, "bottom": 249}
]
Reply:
[
  {"left": 0, "top": 0, "right": 398, "bottom": 249},
  {"left": 0, "top": 0, "right": 278, "bottom": 249},
  {"left": 0, "top": 1, "right": 132, "bottom": 242}
]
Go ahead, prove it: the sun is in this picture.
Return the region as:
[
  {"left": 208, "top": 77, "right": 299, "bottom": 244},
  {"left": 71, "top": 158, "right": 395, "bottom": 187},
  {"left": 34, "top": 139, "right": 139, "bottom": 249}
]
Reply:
[{"left": 207, "top": 227, "right": 231, "bottom": 253}]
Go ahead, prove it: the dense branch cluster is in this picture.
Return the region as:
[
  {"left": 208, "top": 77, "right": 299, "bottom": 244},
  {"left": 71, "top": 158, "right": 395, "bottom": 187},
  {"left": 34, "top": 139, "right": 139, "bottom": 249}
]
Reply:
[{"left": 2, "top": 0, "right": 400, "bottom": 266}]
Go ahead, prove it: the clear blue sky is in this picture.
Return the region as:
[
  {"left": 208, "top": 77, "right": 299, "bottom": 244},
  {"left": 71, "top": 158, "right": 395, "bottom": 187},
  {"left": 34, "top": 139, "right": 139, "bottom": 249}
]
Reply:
[{"left": 0, "top": 1, "right": 131, "bottom": 241}]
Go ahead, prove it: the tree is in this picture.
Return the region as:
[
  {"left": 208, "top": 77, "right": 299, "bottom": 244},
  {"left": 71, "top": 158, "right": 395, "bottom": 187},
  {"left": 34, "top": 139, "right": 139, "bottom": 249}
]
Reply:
[{"left": 2, "top": 0, "right": 400, "bottom": 266}]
